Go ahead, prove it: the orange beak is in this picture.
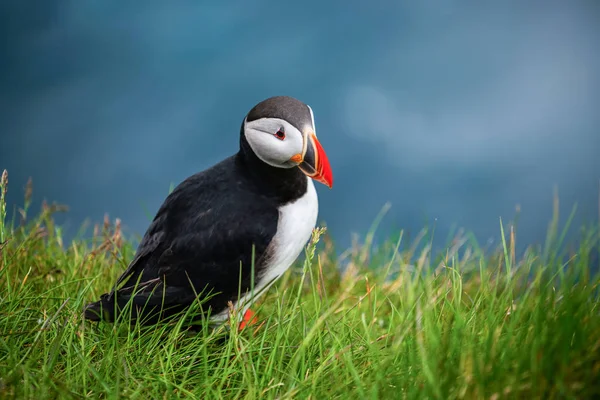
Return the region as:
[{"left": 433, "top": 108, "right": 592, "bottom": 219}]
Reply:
[{"left": 296, "top": 132, "right": 333, "bottom": 188}]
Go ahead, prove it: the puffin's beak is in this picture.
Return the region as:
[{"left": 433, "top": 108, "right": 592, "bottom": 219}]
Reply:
[{"left": 295, "top": 132, "right": 333, "bottom": 188}]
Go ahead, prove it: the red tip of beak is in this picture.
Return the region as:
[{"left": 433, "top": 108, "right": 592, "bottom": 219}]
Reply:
[{"left": 310, "top": 134, "right": 333, "bottom": 188}]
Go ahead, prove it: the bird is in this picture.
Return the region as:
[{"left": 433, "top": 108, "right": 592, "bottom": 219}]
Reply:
[{"left": 83, "top": 95, "right": 333, "bottom": 330}]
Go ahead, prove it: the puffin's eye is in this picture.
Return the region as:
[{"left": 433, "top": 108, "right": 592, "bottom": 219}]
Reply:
[{"left": 274, "top": 128, "right": 285, "bottom": 140}]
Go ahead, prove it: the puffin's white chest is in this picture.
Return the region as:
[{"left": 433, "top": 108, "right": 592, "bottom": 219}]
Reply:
[
  {"left": 211, "top": 178, "right": 318, "bottom": 322},
  {"left": 261, "top": 177, "right": 319, "bottom": 284}
]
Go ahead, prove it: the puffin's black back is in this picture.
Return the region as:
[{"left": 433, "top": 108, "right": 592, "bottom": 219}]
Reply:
[{"left": 83, "top": 123, "right": 308, "bottom": 325}]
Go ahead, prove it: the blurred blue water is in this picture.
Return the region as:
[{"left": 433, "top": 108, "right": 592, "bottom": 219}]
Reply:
[{"left": 1, "top": 1, "right": 599, "bottom": 253}]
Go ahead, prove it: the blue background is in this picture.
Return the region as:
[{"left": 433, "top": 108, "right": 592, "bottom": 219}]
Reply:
[{"left": 1, "top": 1, "right": 599, "bottom": 252}]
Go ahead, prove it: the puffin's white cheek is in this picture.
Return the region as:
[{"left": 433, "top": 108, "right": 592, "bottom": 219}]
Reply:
[
  {"left": 244, "top": 119, "right": 305, "bottom": 168},
  {"left": 246, "top": 133, "right": 291, "bottom": 166},
  {"left": 271, "top": 141, "right": 301, "bottom": 163}
]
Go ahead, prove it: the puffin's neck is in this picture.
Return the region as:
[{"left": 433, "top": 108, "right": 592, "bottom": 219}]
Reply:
[{"left": 237, "top": 124, "right": 308, "bottom": 205}]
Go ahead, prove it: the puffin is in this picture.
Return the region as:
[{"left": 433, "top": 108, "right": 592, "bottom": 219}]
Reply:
[{"left": 83, "top": 95, "right": 333, "bottom": 329}]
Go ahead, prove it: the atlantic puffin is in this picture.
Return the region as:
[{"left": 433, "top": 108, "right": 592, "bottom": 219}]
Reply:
[{"left": 84, "top": 96, "right": 333, "bottom": 329}]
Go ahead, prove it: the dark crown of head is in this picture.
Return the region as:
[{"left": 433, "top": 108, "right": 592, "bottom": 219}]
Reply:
[{"left": 246, "top": 96, "right": 312, "bottom": 132}]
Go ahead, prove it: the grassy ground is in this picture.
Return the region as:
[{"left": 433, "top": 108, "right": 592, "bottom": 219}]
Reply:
[{"left": 0, "top": 170, "right": 599, "bottom": 399}]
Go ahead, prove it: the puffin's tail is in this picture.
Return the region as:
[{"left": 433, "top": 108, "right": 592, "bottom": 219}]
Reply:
[
  {"left": 83, "top": 278, "right": 163, "bottom": 323},
  {"left": 83, "top": 284, "right": 196, "bottom": 325},
  {"left": 83, "top": 293, "right": 117, "bottom": 322}
]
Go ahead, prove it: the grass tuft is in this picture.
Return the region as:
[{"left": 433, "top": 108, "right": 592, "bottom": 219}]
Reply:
[{"left": 1, "top": 171, "right": 599, "bottom": 399}]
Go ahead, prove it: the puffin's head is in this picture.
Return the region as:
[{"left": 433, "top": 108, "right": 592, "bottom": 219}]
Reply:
[{"left": 243, "top": 96, "right": 333, "bottom": 188}]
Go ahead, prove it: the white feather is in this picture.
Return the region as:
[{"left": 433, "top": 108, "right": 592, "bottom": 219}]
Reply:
[
  {"left": 243, "top": 117, "right": 304, "bottom": 168},
  {"left": 211, "top": 177, "right": 318, "bottom": 322}
]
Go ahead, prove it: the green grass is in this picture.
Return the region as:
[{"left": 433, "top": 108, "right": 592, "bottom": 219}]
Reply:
[{"left": 1, "top": 170, "right": 599, "bottom": 399}]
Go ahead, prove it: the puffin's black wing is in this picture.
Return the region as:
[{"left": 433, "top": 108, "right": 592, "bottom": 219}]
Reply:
[{"left": 84, "top": 158, "right": 279, "bottom": 324}]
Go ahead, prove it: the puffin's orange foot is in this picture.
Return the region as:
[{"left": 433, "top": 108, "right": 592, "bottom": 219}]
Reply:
[{"left": 238, "top": 308, "right": 258, "bottom": 331}]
